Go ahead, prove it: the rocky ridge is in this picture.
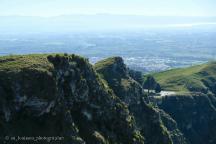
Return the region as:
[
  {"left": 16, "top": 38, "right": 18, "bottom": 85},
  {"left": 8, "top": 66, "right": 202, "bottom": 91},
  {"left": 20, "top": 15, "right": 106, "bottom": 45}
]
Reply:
[
  {"left": 0, "top": 54, "right": 216, "bottom": 144},
  {"left": 153, "top": 93, "right": 216, "bottom": 144},
  {"left": 94, "top": 57, "right": 187, "bottom": 144},
  {"left": 0, "top": 54, "right": 143, "bottom": 144}
]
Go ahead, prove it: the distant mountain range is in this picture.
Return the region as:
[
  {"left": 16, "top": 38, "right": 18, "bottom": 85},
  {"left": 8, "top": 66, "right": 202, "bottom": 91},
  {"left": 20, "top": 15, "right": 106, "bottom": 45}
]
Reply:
[{"left": 0, "top": 15, "right": 216, "bottom": 34}]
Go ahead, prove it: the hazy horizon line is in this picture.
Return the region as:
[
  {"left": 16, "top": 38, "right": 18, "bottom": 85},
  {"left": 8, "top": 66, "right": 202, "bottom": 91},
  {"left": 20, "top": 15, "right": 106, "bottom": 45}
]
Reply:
[{"left": 0, "top": 14, "right": 216, "bottom": 18}]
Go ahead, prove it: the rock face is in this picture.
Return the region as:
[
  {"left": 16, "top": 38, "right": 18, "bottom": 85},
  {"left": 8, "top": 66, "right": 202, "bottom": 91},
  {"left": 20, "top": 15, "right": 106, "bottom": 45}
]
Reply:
[
  {"left": 153, "top": 94, "right": 216, "bottom": 144},
  {"left": 95, "top": 57, "right": 187, "bottom": 144},
  {"left": 1, "top": 54, "right": 215, "bottom": 144},
  {"left": 158, "top": 109, "right": 188, "bottom": 144},
  {"left": 0, "top": 54, "right": 144, "bottom": 144}
]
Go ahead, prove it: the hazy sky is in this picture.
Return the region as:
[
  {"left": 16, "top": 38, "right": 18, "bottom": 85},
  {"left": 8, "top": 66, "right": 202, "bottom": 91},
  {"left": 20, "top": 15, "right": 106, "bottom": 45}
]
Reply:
[{"left": 0, "top": 0, "right": 215, "bottom": 17}]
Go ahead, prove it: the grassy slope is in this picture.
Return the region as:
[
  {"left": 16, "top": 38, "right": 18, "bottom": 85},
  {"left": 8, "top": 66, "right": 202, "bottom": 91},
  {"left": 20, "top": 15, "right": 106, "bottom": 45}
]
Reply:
[
  {"left": 0, "top": 54, "right": 58, "bottom": 102},
  {"left": 0, "top": 54, "right": 144, "bottom": 144},
  {"left": 0, "top": 54, "right": 54, "bottom": 72},
  {"left": 94, "top": 56, "right": 132, "bottom": 89},
  {"left": 95, "top": 57, "right": 173, "bottom": 144},
  {"left": 152, "top": 62, "right": 216, "bottom": 93},
  {"left": 94, "top": 57, "right": 119, "bottom": 70}
]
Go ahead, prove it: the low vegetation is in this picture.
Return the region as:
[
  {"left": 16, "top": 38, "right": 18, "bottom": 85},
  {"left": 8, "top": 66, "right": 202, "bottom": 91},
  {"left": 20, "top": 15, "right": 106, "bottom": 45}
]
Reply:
[
  {"left": 0, "top": 54, "right": 54, "bottom": 72},
  {"left": 0, "top": 54, "right": 144, "bottom": 144},
  {"left": 152, "top": 62, "right": 216, "bottom": 94},
  {"left": 1, "top": 54, "right": 216, "bottom": 144}
]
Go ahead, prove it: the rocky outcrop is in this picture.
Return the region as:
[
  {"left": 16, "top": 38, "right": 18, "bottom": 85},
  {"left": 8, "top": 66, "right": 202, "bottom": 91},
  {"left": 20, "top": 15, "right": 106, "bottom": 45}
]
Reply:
[
  {"left": 95, "top": 57, "right": 187, "bottom": 144},
  {"left": 2, "top": 54, "right": 214, "bottom": 144},
  {"left": 153, "top": 93, "right": 216, "bottom": 144},
  {"left": 158, "top": 109, "right": 188, "bottom": 144},
  {"left": 0, "top": 54, "right": 144, "bottom": 144}
]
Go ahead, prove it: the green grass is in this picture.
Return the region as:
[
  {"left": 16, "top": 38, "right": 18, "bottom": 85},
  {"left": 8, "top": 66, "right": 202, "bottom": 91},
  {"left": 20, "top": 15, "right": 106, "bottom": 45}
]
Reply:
[
  {"left": 0, "top": 54, "right": 64, "bottom": 101},
  {"left": 0, "top": 54, "right": 54, "bottom": 72},
  {"left": 94, "top": 56, "right": 142, "bottom": 100},
  {"left": 151, "top": 62, "right": 216, "bottom": 93},
  {"left": 94, "top": 57, "right": 132, "bottom": 89},
  {"left": 94, "top": 57, "right": 122, "bottom": 71}
]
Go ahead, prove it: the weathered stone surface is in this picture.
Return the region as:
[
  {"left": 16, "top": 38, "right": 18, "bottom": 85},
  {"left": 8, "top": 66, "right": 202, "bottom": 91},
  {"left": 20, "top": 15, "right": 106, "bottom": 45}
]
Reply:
[
  {"left": 95, "top": 57, "right": 186, "bottom": 144},
  {"left": 0, "top": 54, "right": 144, "bottom": 144},
  {"left": 154, "top": 94, "right": 216, "bottom": 144}
]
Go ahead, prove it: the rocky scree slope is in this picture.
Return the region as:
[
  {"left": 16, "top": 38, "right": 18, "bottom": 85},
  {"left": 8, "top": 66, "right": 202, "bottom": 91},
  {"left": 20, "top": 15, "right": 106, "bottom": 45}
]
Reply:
[
  {"left": 0, "top": 54, "right": 144, "bottom": 144},
  {"left": 94, "top": 57, "right": 187, "bottom": 144}
]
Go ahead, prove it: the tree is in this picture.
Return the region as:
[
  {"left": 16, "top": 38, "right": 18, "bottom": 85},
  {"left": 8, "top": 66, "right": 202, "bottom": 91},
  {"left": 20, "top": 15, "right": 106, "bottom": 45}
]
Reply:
[
  {"left": 212, "top": 83, "right": 216, "bottom": 95},
  {"left": 129, "top": 69, "right": 144, "bottom": 85},
  {"left": 143, "top": 76, "right": 157, "bottom": 94},
  {"left": 155, "top": 83, "right": 161, "bottom": 93}
]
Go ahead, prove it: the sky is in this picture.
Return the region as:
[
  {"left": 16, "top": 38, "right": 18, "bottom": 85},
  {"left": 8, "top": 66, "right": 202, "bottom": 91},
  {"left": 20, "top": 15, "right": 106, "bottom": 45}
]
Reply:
[{"left": 0, "top": 0, "right": 215, "bottom": 17}]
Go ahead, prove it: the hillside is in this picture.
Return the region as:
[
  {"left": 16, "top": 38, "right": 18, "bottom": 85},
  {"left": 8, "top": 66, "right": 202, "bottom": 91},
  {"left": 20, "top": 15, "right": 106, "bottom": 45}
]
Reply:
[
  {"left": 1, "top": 54, "right": 216, "bottom": 144},
  {"left": 152, "top": 93, "right": 216, "bottom": 144},
  {"left": 152, "top": 62, "right": 216, "bottom": 94},
  {"left": 95, "top": 57, "right": 187, "bottom": 144},
  {"left": 150, "top": 62, "right": 216, "bottom": 144},
  {"left": 0, "top": 54, "right": 144, "bottom": 144}
]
